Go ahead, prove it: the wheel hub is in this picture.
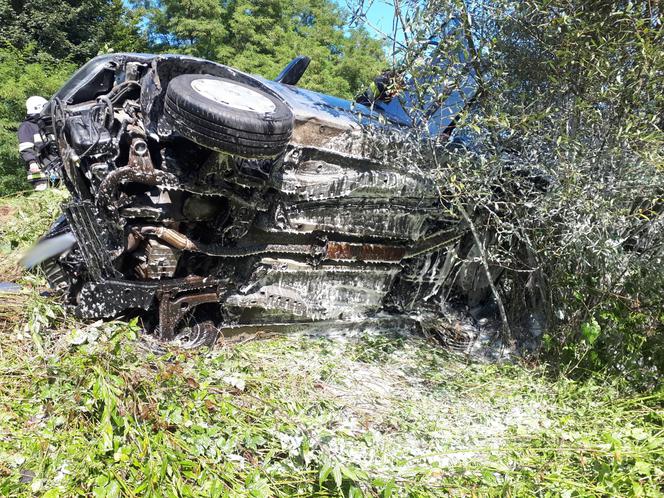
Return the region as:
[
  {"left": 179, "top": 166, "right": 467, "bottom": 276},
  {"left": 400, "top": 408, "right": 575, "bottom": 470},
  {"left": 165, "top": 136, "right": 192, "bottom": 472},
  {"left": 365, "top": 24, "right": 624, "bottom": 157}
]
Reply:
[{"left": 190, "top": 78, "right": 277, "bottom": 113}]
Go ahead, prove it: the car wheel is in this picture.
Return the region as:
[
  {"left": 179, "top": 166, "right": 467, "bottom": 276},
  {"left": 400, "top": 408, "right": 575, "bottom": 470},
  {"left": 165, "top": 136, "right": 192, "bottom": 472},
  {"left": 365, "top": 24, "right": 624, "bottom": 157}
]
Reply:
[
  {"left": 164, "top": 74, "right": 293, "bottom": 158},
  {"left": 173, "top": 320, "right": 219, "bottom": 349}
]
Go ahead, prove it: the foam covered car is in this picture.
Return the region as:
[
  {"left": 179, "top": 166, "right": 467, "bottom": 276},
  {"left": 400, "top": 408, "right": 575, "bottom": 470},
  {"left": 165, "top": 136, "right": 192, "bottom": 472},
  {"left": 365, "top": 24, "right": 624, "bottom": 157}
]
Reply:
[{"left": 30, "top": 48, "right": 487, "bottom": 347}]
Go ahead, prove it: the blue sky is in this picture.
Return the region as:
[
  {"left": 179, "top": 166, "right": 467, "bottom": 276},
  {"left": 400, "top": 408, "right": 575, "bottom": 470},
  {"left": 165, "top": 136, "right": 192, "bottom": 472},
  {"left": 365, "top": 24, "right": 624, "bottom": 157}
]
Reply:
[{"left": 335, "top": 0, "right": 397, "bottom": 38}]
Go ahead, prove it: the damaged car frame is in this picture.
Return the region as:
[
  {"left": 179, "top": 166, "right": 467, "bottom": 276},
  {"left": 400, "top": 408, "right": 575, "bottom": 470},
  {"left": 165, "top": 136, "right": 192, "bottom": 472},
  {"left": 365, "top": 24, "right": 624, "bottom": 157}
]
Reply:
[{"left": 30, "top": 36, "right": 493, "bottom": 348}]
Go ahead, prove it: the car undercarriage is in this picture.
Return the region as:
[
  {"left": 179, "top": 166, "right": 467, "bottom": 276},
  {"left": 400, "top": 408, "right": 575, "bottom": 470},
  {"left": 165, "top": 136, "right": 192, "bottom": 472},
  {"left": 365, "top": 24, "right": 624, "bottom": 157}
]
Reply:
[{"left": 32, "top": 53, "right": 499, "bottom": 348}]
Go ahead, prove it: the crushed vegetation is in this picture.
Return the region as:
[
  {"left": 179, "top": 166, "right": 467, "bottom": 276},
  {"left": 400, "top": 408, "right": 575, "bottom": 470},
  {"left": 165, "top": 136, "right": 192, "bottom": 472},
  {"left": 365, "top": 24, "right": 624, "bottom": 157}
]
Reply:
[{"left": 1, "top": 190, "right": 662, "bottom": 497}]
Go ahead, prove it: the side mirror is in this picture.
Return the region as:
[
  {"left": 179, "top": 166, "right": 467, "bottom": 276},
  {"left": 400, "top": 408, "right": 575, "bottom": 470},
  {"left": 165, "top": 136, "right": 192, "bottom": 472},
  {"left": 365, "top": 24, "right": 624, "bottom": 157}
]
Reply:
[{"left": 275, "top": 56, "right": 311, "bottom": 86}]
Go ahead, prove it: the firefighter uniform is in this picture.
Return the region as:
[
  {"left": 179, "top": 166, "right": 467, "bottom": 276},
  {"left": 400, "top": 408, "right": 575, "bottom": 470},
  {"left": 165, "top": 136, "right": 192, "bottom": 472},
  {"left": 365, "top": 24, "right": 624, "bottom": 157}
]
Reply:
[{"left": 18, "top": 96, "right": 49, "bottom": 190}]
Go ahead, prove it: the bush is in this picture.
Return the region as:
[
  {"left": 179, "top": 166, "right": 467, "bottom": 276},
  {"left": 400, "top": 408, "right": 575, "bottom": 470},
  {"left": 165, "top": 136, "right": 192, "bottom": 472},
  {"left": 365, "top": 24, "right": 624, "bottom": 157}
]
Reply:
[{"left": 375, "top": 0, "right": 663, "bottom": 388}]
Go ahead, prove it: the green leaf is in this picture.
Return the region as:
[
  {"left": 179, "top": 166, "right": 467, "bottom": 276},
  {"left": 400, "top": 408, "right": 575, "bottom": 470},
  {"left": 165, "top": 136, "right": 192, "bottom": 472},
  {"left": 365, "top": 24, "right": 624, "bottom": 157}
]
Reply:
[
  {"left": 332, "top": 464, "right": 343, "bottom": 489},
  {"left": 42, "top": 489, "right": 61, "bottom": 498},
  {"left": 580, "top": 318, "right": 601, "bottom": 345},
  {"left": 319, "top": 461, "right": 333, "bottom": 488},
  {"left": 633, "top": 460, "right": 652, "bottom": 476}
]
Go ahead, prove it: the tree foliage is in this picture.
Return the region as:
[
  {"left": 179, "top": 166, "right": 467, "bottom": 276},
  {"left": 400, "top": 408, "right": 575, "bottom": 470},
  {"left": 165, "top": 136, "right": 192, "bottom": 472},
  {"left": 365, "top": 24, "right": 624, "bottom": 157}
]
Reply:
[
  {"left": 373, "top": 0, "right": 663, "bottom": 385},
  {"left": 142, "top": 0, "right": 386, "bottom": 97},
  {"left": 480, "top": 0, "right": 663, "bottom": 383},
  {"left": 0, "top": 0, "right": 146, "bottom": 63}
]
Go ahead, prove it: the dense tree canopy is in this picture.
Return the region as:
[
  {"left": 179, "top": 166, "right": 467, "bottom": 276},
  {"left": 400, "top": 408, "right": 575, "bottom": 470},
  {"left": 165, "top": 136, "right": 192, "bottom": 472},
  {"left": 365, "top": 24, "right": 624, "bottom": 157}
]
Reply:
[
  {"left": 142, "top": 0, "right": 386, "bottom": 97},
  {"left": 0, "top": 0, "right": 145, "bottom": 63}
]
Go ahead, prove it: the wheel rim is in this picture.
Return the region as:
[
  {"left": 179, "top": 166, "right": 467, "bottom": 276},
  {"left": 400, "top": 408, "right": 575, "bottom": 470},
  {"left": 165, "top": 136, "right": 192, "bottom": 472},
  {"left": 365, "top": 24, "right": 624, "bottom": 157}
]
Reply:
[
  {"left": 173, "top": 320, "right": 219, "bottom": 348},
  {"left": 190, "top": 78, "right": 277, "bottom": 114}
]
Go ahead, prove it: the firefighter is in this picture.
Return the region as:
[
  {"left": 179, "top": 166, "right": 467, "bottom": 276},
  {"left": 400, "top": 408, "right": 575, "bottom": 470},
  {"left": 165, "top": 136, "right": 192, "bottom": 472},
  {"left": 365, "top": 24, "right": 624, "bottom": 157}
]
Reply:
[{"left": 18, "top": 96, "right": 49, "bottom": 191}]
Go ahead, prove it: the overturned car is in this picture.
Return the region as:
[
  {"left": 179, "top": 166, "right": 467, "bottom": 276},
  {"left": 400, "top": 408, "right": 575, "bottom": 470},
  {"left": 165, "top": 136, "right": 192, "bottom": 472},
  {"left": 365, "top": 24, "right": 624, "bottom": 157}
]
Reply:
[{"left": 30, "top": 49, "right": 499, "bottom": 347}]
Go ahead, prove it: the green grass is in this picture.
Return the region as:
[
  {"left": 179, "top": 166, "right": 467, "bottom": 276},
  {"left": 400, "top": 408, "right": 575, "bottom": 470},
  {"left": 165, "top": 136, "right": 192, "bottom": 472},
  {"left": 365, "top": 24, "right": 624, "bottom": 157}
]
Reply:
[
  {"left": 0, "top": 187, "right": 69, "bottom": 278},
  {"left": 0, "top": 191, "right": 662, "bottom": 497}
]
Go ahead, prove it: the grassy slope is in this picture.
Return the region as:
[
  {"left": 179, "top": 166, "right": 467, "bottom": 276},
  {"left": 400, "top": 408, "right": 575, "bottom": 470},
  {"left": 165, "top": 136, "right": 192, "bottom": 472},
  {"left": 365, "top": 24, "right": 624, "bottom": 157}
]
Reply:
[{"left": 0, "top": 190, "right": 662, "bottom": 497}]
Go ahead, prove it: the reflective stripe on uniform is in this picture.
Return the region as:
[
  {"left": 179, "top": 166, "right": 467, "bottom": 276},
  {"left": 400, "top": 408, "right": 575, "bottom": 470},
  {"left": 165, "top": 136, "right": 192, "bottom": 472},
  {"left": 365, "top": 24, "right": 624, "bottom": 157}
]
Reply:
[
  {"left": 27, "top": 172, "right": 47, "bottom": 180},
  {"left": 33, "top": 133, "right": 43, "bottom": 145},
  {"left": 19, "top": 141, "right": 34, "bottom": 151}
]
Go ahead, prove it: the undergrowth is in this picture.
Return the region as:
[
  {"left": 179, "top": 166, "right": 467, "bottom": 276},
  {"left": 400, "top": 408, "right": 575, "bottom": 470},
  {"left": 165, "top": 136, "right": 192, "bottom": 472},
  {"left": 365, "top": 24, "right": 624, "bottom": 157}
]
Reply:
[
  {"left": 0, "top": 297, "right": 661, "bottom": 497},
  {"left": 0, "top": 191, "right": 662, "bottom": 497},
  {"left": 0, "top": 188, "right": 69, "bottom": 278}
]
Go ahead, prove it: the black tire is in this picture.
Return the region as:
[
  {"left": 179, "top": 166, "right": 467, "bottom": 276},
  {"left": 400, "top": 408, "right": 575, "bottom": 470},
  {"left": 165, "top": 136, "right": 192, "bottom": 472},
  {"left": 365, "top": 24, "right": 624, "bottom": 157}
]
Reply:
[{"left": 164, "top": 74, "right": 293, "bottom": 158}]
